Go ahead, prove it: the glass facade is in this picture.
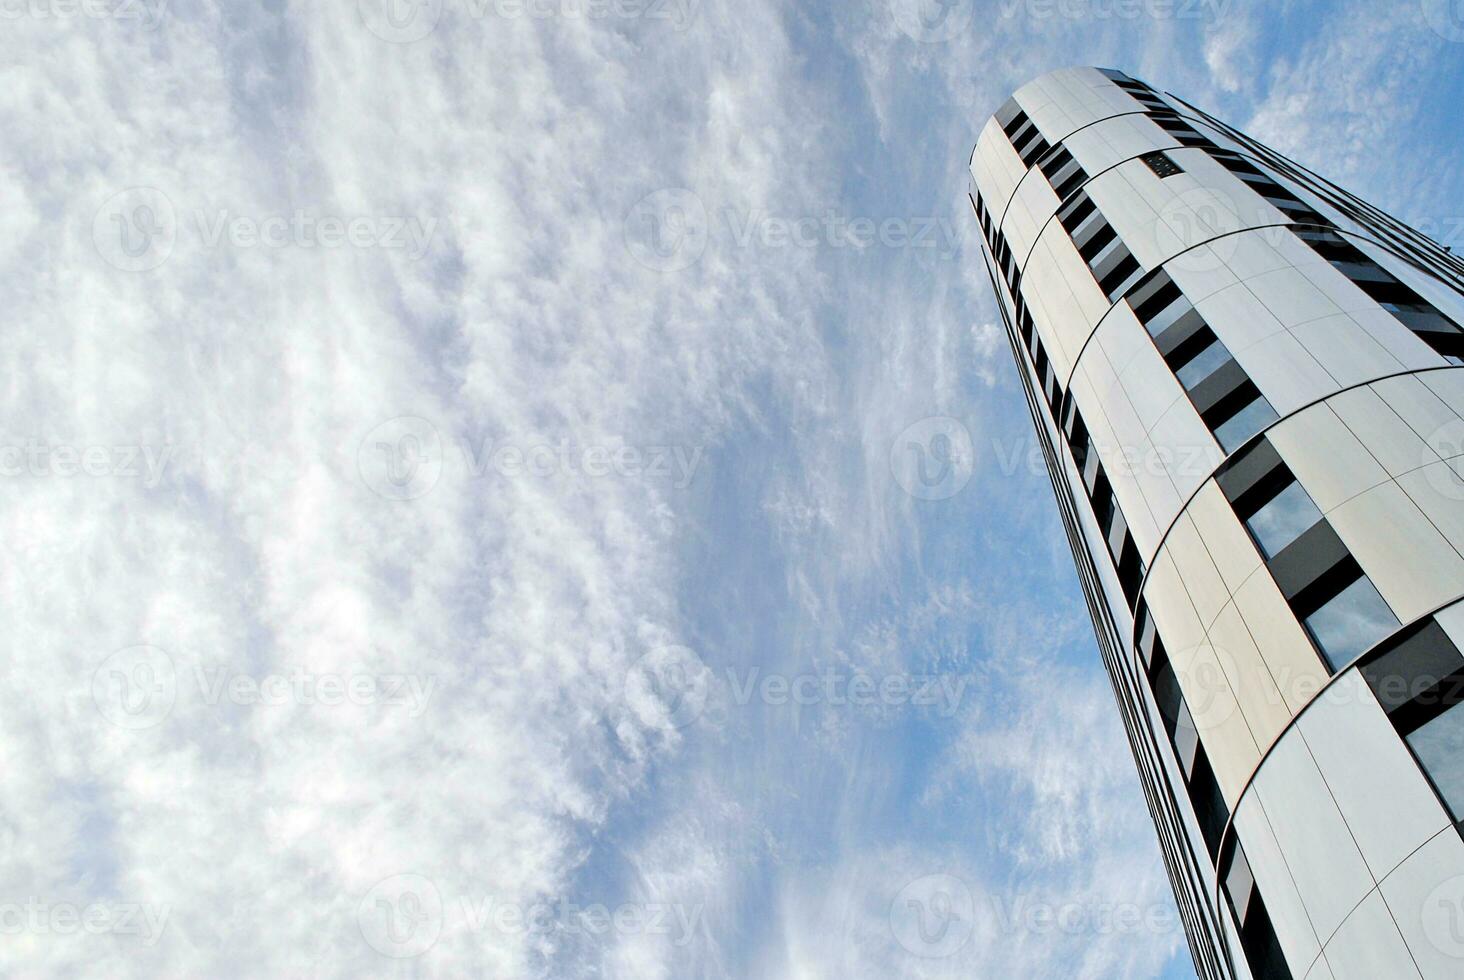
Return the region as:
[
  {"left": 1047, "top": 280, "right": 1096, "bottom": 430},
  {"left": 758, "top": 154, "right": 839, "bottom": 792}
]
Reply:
[
  {"left": 1243, "top": 481, "right": 1322, "bottom": 559},
  {"left": 1407, "top": 706, "right": 1464, "bottom": 819},
  {"left": 1303, "top": 575, "right": 1400, "bottom": 672}
]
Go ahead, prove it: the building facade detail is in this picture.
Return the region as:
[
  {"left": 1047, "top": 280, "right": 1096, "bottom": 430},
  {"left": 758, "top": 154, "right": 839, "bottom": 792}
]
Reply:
[{"left": 972, "top": 67, "right": 1464, "bottom": 980}]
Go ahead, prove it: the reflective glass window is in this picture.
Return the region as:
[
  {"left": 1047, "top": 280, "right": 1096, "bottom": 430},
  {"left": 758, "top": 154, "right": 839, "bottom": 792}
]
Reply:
[
  {"left": 1304, "top": 576, "right": 1399, "bottom": 671},
  {"left": 1245, "top": 481, "right": 1323, "bottom": 558}
]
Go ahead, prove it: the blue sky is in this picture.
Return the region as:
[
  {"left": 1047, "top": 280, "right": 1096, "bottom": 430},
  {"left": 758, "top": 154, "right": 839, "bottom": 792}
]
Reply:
[{"left": 3, "top": 0, "right": 1464, "bottom": 977}]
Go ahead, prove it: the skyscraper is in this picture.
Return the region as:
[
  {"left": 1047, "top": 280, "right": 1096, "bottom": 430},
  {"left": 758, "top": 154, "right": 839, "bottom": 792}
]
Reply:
[{"left": 971, "top": 67, "right": 1464, "bottom": 980}]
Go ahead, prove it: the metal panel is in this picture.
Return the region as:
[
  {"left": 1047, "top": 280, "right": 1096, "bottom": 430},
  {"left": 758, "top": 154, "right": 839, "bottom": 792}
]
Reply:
[
  {"left": 1328, "top": 482, "right": 1464, "bottom": 623},
  {"left": 1233, "top": 792, "right": 1323, "bottom": 970},
  {"left": 1168, "top": 632, "right": 1260, "bottom": 804},
  {"left": 1291, "top": 313, "right": 1406, "bottom": 389},
  {"left": 1232, "top": 567, "right": 1329, "bottom": 714},
  {"left": 1351, "top": 303, "right": 1445, "bottom": 371},
  {"left": 1004, "top": 176, "right": 1062, "bottom": 266},
  {"left": 1087, "top": 163, "right": 1166, "bottom": 271},
  {"left": 1022, "top": 67, "right": 1129, "bottom": 141},
  {"left": 1397, "top": 466, "right": 1464, "bottom": 567},
  {"left": 1244, "top": 267, "right": 1345, "bottom": 331},
  {"left": 1268, "top": 405, "right": 1390, "bottom": 513},
  {"left": 1064, "top": 114, "right": 1162, "bottom": 177},
  {"left": 1027, "top": 221, "right": 1112, "bottom": 371},
  {"left": 1196, "top": 282, "right": 1288, "bottom": 356},
  {"left": 1420, "top": 369, "right": 1464, "bottom": 419},
  {"left": 1125, "top": 441, "right": 1183, "bottom": 560},
  {"left": 1253, "top": 729, "right": 1376, "bottom": 943},
  {"left": 1145, "top": 398, "right": 1223, "bottom": 548},
  {"left": 1112, "top": 318, "right": 1183, "bottom": 432},
  {"left": 1145, "top": 546, "right": 1211, "bottom": 655},
  {"left": 1188, "top": 481, "right": 1265, "bottom": 596},
  {"left": 973, "top": 118, "right": 1027, "bottom": 219},
  {"left": 1377, "top": 828, "right": 1464, "bottom": 979},
  {"left": 1330, "top": 385, "right": 1436, "bottom": 479},
  {"left": 1373, "top": 374, "right": 1460, "bottom": 448},
  {"left": 1291, "top": 243, "right": 1388, "bottom": 317},
  {"left": 1207, "top": 601, "right": 1290, "bottom": 787},
  {"left": 1221, "top": 228, "right": 1295, "bottom": 284},
  {"left": 1166, "top": 513, "right": 1231, "bottom": 630},
  {"left": 1168, "top": 246, "right": 1245, "bottom": 305},
  {"left": 1321, "top": 889, "right": 1421, "bottom": 980},
  {"left": 1433, "top": 596, "right": 1464, "bottom": 650},
  {"left": 1232, "top": 330, "right": 1336, "bottom": 418},
  {"left": 1297, "top": 671, "right": 1451, "bottom": 879},
  {"left": 1305, "top": 955, "right": 1337, "bottom": 980}
]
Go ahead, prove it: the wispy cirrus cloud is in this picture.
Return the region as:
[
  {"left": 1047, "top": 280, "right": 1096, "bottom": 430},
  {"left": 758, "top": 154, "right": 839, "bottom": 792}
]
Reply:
[
  {"left": 6, "top": 1, "right": 1460, "bottom": 978},
  {"left": 0, "top": 1, "right": 835, "bottom": 974}
]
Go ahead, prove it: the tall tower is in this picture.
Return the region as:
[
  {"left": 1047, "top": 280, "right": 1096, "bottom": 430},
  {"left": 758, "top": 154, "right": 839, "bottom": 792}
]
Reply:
[{"left": 971, "top": 67, "right": 1464, "bottom": 980}]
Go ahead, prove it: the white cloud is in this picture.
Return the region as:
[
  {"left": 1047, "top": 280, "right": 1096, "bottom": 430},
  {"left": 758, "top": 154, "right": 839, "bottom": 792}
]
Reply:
[
  {"left": 1242, "top": 3, "right": 1437, "bottom": 186},
  {"left": 0, "top": 3, "right": 835, "bottom": 975},
  {"left": 1203, "top": 16, "right": 1259, "bottom": 95}
]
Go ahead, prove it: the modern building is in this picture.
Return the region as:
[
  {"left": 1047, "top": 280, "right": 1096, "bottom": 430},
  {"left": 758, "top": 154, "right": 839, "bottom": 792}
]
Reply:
[{"left": 971, "top": 67, "right": 1464, "bottom": 980}]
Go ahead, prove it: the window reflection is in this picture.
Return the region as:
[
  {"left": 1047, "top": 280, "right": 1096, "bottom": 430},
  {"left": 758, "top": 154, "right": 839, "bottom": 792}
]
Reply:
[
  {"left": 1303, "top": 576, "right": 1399, "bottom": 671},
  {"left": 1214, "top": 396, "right": 1277, "bottom": 452},
  {"left": 1245, "top": 481, "right": 1323, "bottom": 558},
  {"left": 1407, "top": 704, "right": 1464, "bottom": 820},
  {"left": 1176, "top": 340, "right": 1231, "bottom": 390}
]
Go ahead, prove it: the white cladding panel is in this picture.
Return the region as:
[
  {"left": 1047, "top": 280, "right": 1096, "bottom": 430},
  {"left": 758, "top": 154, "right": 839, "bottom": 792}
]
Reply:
[
  {"left": 1252, "top": 729, "right": 1376, "bottom": 943},
  {"left": 1322, "top": 890, "right": 1420, "bottom": 980},
  {"left": 1233, "top": 791, "right": 1321, "bottom": 969},
  {"left": 1378, "top": 829, "right": 1464, "bottom": 980},
  {"left": 1296, "top": 672, "right": 1450, "bottom": 878}
]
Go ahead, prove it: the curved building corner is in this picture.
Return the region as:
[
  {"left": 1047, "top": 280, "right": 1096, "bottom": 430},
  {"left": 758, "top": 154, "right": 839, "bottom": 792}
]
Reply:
[{"left": 971, "top": 66, "right": 1464, "bottom": 980}]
